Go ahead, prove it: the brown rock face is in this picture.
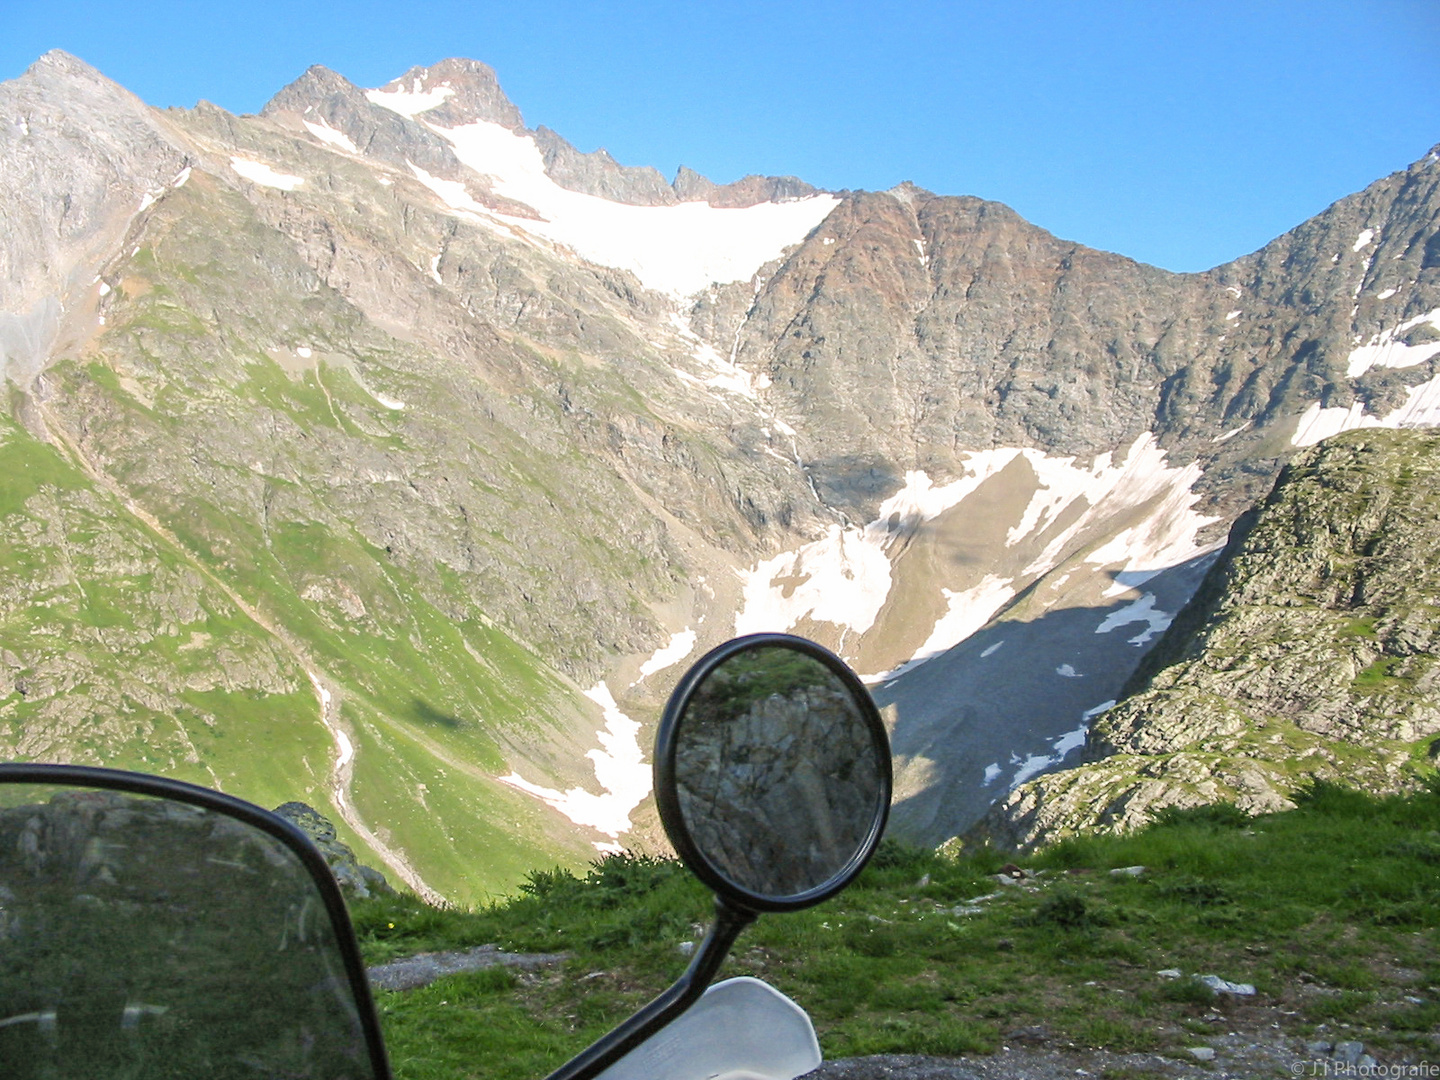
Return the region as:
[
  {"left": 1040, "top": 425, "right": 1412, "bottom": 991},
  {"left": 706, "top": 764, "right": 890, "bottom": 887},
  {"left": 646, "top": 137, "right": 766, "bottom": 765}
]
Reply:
[{"left": 725, "top": 155, "right": 1440, "bottom": 522}]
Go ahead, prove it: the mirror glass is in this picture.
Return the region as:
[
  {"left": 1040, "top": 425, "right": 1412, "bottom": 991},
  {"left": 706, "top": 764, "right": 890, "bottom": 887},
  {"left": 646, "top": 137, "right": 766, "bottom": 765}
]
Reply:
[
  {"left": 0, "top": 782, "right": 379, "bottom": 1080},
  {"left": 670, "top": 642, "right": 887, "bottom": 902}
]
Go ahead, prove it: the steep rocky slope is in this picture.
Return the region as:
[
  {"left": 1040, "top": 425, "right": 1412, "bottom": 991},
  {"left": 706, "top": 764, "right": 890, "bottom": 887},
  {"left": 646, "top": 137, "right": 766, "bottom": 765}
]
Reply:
[
  {"left": 983, "top": 428, "right": 1440, "bottom": 849},
  {"left": 2, "top": 49, "right": 1438, "bottom": 892}
]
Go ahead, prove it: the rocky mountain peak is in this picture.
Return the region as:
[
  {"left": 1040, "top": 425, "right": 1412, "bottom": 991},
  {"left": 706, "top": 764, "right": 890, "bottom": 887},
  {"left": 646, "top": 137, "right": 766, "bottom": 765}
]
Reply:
[
  {"left": 16, "top": 49, "right": 153, "bottom": 114},
  {"left": 27, "top": 49, "right": 102, "bottom": 81},
  {"left": 372, "top": 57, "right": 525, "bottom": 130},
  {"left": 260, "top": 63, "right": 361, "bottom": 116},
  {"left": 884, "top": 180, "right": 932, "bottom": 207},
  {"left": 259, "top": 55, "right": 825, "bottom": 212},
  {"left": 1, "top": 48, "right": 188, "bottom": 384}
]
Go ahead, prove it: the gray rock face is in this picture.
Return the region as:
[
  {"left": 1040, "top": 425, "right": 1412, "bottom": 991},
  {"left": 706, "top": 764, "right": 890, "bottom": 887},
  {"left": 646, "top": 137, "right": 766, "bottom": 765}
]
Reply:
[
  {"left": 533, "top": 126, "right": 679, "bottom": 205},
  {"left": 981, "top": 429, "right": 1440, "bottom": 849},
  {"left": 0, "top": 51, "right": 188, "bottom": 382},
  {"left": 731, "top": 159, "right": 1440, "bottom": 523}
]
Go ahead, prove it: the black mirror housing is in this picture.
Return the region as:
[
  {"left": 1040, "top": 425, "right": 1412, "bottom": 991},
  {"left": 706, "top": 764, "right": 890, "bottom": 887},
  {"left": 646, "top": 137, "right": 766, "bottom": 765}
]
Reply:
[
  {"left": 0, "top": 764, "right": 392, "bottom": 1080},
  {"left": 654, "top": 632, "right": 892, "bottom": 912}
]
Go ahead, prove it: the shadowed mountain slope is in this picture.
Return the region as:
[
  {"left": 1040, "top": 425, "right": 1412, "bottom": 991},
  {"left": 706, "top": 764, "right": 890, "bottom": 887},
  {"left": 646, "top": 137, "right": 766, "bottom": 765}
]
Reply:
[{"left": 981, "top": 427, "right": 1440, "bottom": 849}]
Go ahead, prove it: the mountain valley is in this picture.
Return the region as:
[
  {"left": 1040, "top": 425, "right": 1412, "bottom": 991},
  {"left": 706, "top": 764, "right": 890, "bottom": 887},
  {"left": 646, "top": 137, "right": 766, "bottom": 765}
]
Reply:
[{"left": 2, "top": 51, "right": 1438, "bottom": 899}]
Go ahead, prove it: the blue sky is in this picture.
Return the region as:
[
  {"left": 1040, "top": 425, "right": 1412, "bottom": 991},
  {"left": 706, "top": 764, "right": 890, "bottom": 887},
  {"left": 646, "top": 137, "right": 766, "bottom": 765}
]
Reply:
[{"left": 6, "top": 0, "right": 1437, "bottom": 272}]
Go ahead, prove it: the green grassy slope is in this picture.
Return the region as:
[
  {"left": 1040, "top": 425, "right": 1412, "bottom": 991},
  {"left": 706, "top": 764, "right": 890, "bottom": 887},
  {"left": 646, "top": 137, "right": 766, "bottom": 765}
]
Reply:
[
  {"left": 0, "top": 411, "right": 330, "bottom": 806},
  {"left": 2, "top": 172, "right": 660, "bottom": 899},
  {"left": 356, "top": 782, "right": 1440, "bottom": 1079}
]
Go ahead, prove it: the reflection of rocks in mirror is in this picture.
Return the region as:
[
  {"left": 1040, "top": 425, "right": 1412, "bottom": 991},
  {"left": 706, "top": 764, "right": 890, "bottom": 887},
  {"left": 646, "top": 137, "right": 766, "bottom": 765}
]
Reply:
[
  {"left": 0, "top": 786, "right": 376, "bottom": 1079},
  {"left": 675, "top": 648, "right": 883, "bottom": 899}
]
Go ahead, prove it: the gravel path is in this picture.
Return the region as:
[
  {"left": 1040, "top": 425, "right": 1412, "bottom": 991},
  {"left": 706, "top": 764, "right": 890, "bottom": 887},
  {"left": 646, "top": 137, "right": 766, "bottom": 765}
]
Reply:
[
  {"left": 802, "top": 1041, "right": 1295, "bottom": 1079},
  {"left": 368, "top": 945, "right": 568, "bottom": 991}
]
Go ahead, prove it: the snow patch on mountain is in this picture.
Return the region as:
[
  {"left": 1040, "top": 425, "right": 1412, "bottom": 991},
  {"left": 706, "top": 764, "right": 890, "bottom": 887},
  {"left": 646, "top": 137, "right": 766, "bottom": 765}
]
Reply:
[
  {"left": 1016, "top": 434, "right": 1220, "bottom": 588},
  {"left": 1095, "top": 592, "right": 1174, "bottom": 646},
  {"left": 303, "top": 118, "right": 358, "bottom": 154},
  {"left": 371, "top": 107, "right": 839, "bottom": 297},
  {"left": 668, "top": 312, "right": 764, "bottom": 398},
  {"left": 634, "top": 629, "right": 697, "bottom": 683},
  {"left": 230, "top": 157, "right": 304, "bottom": 190},
  {"left": 739, "top": 436, "right": 1215, "bottom": 675},
  {"left": 736, "top": 452, "right": 1029, "bottom": 639},
  {"left": 498, "top": 681, "right": 650, "bottom": 846},
  {"left": 1010, "top": 721, "right": 1088, "bottom": 788},
  {"left": 735, "top": 522, "right": 893, "bottom": 638},
  {"left": 1345, "top": 308, "right": 1440, "bottom": 377},
  {"left": 1293, "top": 372, "right": 1440, "bottom": 447},
  {"left": 866, "top": 574, "right": 1016, "bottom": 683},
  {"left": 408, "top": 162, "right": 485, "bottom": 215},
  {"left": 365, "top": 83, "right": 454, "bottom": 118}
]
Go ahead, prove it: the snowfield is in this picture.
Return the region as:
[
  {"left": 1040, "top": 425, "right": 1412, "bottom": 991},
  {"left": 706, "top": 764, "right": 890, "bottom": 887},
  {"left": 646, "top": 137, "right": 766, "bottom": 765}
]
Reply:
[
  {"left": 737, "top": 434, "right": 1219, "bottom": 680},
  {"left": 1346, "top": 308, "right": 1440, "bottom": 378},
  {"left": 499, "top": 682, "right": 651, "bottom": 848},
  {"left": 1293, "top": 371, "right": 1440, "bottom": 447},
  {"left": 366, "top": 86, "right": 839, "bottom": 297},
  {"left": 229, "top": 157, "right": 304, "bottom": 190}
]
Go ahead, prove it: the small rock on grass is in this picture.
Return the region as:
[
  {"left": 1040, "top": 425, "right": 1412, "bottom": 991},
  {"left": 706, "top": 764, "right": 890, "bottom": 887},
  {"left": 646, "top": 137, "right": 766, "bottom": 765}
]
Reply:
[
  {"left": 1198, "top": 974, "right": 1255, "bottom": 996},
  {"left": 1333, "top": 1041, "right": 1376, "bottom": 1068}
]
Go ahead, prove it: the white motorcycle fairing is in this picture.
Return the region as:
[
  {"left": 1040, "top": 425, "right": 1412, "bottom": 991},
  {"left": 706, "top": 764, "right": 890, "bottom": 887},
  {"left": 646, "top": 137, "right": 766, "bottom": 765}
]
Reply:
[{"left": 596, "top": 976, "right": 821, "bottom": 1080}]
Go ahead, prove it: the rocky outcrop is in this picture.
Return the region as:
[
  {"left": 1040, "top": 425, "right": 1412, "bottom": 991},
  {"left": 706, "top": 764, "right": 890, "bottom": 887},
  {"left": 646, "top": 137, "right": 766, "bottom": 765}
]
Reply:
[
  {"left": 272, "top": 802, "right": 394, "bottom": 898},
  {"left": 671, "top": 165, "right": 819, "bottom": 207},
  {"left": 533, "top": 126, "right": 678, "bottom": 205},
  {"left": 981, "top": 428, "right": 1440, "bottom": 849}
]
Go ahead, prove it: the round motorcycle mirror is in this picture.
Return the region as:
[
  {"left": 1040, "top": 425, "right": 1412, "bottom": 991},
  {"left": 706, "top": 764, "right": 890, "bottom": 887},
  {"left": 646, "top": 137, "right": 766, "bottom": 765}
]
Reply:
[
  {"left": 544, "top": 634, "right": 892, "bottom": 1080},
  {"left": 655, "top": 633, "right": 892, "bottom": 913}
]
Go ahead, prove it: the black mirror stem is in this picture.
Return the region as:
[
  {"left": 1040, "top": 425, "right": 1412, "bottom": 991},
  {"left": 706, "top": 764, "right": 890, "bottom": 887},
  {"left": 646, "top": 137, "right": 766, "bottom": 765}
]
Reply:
[{"left": 541, "top": 896, "right": 757, "bottom": 1080}]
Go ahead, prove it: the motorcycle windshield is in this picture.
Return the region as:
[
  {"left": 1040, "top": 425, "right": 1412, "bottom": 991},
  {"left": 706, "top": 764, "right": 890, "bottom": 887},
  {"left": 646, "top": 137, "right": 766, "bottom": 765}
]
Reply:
[{"left": 0, "top": 781, "right": 379, "bottom": 1080}]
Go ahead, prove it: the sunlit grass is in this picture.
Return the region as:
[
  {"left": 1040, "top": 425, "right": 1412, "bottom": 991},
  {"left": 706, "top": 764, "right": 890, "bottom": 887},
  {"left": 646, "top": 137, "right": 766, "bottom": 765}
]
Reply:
[{"left": 354, "top": 781, "right": 1440, "bottom": 1080}]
